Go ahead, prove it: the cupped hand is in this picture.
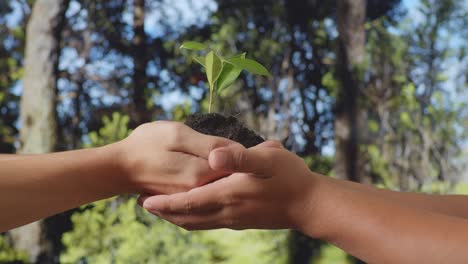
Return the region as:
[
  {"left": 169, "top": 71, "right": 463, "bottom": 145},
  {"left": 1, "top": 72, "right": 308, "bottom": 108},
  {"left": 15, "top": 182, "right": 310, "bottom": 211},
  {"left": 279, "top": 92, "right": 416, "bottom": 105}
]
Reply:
[
  {"left": 139, "top": 141, "right": 323, "bottom": 231},
  {"left": 111, "top": 121, "right": 238, "bottom": 194}
]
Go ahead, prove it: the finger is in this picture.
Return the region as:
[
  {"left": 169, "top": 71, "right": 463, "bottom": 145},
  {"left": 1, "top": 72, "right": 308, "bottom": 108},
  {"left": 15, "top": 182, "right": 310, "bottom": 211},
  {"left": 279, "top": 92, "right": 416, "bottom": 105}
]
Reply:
[
  {"left": 161, "top": 152, "right": 224, "bottom": 187},
  {"left": 178, "top": 154, "right": 231, "bottom": 187},
  {"left": 208, "top": 145, "right": 276, "bottom": 176},
  {"left": 255, "top": 140, "right": 283, "bottom": 149},
  {"left": 169, "top": 124, "right": 241, "bottom": 159},
  {"left": 155, "top": 209, "right": 228, "bottom": 231},
  {"left": 142, "top": 178, "right": 228, "bottom": 213},
  {"left": 185, "top": 156, "right": 230, "bottom": 188},
  {"left": 137, "top": 194, "right": 151, "bottom": 207},
  {"left": 181, "top": 154, "right": 223, "bottom": 185}
]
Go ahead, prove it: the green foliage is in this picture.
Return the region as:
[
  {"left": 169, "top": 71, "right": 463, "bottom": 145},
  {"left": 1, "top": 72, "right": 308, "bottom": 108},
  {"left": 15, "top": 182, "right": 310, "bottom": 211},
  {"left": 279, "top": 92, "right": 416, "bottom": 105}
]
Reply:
[
  {"left": 63, "top": 196, "right": 290, "bottom": 263},
  {"left": 86, "top": 112, "right": 132, "bottom": 148},
  {"left": 61, "top": 198, "right": 221, "bottom": 264},
  {"left": 419, "top": 181, "right": 452, "bottom": 194},
  {"left": 321, "top": 71, "right": 339, "bottom": 95},
  {"left": 313, "top": 244, "right": 351, "bottom": 264},
  {"left": 0, "top": 0, "right": 25, "bottom": 154},
  {"left": 217, "top": 53, "right": 245, "bottom": 92},
  {"left": 303, "top": 155, "right": 334, "bottom": 176},
  {"left": 206, "top": 51, "right": 223, "bottom": 91},
  {"left": 180, "top": 41, "right": 208, "bottom": 51},
  {"left": 399, "top": 112, "right": 413, "bottom": 129},
  {"left": 172, "top": 101, "right": 192, "bottom": 122},
  {"left": 454, "top": 183, "right": 468, "bottom": 195},
  {"left": 192, "top": 55, "right": 206, "bottom": 68},
  {"left": 180, "top": 41, "right": 270, "bottom": 113},
  {"left": 0, "top": 235, "right": 28, "bottom": 263},
  {"left": 224, "top": 56, "right": 270, "bottom": 76}
]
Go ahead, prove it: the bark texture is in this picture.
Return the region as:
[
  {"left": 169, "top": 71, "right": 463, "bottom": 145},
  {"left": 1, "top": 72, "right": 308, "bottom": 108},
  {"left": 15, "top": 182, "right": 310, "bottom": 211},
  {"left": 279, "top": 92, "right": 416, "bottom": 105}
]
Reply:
[{"left": 334, "top": 0, "right": 366, "bottom": 182}]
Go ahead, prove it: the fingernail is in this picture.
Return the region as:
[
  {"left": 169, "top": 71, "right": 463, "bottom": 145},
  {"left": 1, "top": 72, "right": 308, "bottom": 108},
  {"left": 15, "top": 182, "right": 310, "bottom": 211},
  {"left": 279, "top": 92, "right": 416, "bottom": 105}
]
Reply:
[
  {"left": 142, "top": 198, "right": 158, "bottom": 211},
  {"left": 210, "top": 149, "right": 230, "bottom": 170}
]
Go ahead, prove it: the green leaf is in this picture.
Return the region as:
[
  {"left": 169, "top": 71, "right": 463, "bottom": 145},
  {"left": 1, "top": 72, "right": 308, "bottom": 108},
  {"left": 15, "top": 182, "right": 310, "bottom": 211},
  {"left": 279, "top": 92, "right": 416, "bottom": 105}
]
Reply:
[
  {"left": 227, "top": 52, "right": 247, "bottom": 60},
  {"left": 192, "top": 55, "right": 205, "bottom": 68},
  {"left": 180, "top": 41, "right": 207, "bottom": 51},
  {"left": 205, "top": 51, "right": 223, "bottom": 90},
  {"left": 225, "top": 57, "right": 270, "bottom": 76},
  {"left": 217, "top": 53, "right": 246, "bottom": 93},
  {"left": 217, "top": 63, "right": 242, "bottom": 93}
]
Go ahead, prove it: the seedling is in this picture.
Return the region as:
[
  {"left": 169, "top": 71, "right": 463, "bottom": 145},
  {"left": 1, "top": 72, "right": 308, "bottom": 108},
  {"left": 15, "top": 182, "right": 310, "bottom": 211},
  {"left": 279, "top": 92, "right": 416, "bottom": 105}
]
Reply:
[{"left": 180, "top": 41, "right": 271, "bottom": 113}]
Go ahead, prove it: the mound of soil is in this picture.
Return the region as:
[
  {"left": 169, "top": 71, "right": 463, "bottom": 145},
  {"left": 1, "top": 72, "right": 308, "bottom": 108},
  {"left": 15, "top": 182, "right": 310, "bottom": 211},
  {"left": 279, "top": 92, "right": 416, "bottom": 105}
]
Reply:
[{"left": 184, "top": 113, "right": 264, "bottom": 148}]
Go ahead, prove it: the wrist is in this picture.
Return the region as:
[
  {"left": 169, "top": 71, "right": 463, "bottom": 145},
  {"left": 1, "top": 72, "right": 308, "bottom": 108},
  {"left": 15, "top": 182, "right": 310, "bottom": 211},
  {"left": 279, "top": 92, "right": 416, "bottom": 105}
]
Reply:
[
  {"left": 98, "top": 142, "right": 138, "bottom": 194},
  {"left": 290, "top": 172, "right": 338, "bottom": 239}
]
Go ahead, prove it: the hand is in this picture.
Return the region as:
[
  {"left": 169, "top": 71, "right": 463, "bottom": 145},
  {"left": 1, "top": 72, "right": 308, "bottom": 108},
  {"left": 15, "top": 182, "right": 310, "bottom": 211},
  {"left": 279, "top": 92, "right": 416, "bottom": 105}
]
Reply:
[
  {"left": 111, "top": 121, "right": 238, "bottom": 194},
  {"left": 139, "top": 141, "right": 323, "bottom": 231}
]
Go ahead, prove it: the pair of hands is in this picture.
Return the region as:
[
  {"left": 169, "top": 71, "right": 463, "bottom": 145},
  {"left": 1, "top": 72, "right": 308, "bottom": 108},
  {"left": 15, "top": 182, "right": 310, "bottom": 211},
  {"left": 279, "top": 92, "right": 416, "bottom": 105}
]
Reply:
[
  {"left": 107, "top": 121, "right": 468, "bottom": 263},
  {"left": 113, "top": 121, "right": 320, "bottom": 232}
]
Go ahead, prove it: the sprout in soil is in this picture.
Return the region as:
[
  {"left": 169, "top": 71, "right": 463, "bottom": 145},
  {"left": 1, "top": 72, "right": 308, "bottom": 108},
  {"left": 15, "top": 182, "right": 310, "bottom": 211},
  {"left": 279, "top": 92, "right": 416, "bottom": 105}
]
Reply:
[{"left": 180, "top": 41, "right": 271, "bottom": 113}]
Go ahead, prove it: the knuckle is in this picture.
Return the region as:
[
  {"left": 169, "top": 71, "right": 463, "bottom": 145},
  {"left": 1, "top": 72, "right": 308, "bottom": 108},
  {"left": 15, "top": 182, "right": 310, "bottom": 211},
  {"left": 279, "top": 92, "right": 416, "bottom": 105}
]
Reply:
[
  {"left": 145, "top": 121, "right": 163, "bottom": 133},
  {"left": 169, "top": 122, "right": 185, "bottom": 131},
  {"left": 208, "top": 137, "right": 231, "bottom": 152},
  {"left": 183, "top": 197, "right": 193, "bottom": 213},
  {"left": 261, "top": 151, "right": 276, "bottom": 170},
  {"left": 269, "top": 140, "right": 283, "bottom": 148},
  {"left": 233, "top": 150, "right": 246, "bottom": 170},
  {"left": 207, "top": 141, "right": 218, "bottom": 155},
  {"left": 166, "top": 126, "right": 185, "bottom": 149},
  {"left": 152, "top": 120, "right": 166, "bottom": 127},
  {"left": 133, "top": 123, "right": 150, "bottom": 135}
]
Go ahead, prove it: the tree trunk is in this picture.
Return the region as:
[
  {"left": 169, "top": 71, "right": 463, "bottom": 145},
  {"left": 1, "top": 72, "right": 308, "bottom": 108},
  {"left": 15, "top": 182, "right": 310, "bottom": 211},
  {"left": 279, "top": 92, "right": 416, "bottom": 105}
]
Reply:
[
  {"left": 131, "top": 0, "right": 150, "bottom": 125},
  {"left": 334, "top": 0, "right": 366, "bottom": 183},
  {"left": 335, "top": 1, "right": 367, "bottom": 263},
  {"left": 8, "top": 0, "right": 69, "bottom": 263}
]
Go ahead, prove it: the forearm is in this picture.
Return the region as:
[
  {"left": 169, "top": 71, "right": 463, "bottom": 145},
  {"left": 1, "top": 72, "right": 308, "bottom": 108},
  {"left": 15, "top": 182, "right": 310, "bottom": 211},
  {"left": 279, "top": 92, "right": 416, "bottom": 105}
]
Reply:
[
  {"left": 302, "top": 176, "right": 468, "bottom": 263},
  {"left": 338, "top": 179, "right": 468, "bottom": 218},
  {"left": 0, "top": 144, "right": 129, "bottom": 232}
]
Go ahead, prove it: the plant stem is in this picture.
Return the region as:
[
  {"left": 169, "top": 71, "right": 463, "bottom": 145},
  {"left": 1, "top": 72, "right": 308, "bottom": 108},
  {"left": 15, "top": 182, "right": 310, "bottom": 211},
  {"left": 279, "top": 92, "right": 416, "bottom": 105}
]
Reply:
[{"left": 208, "top": 85, "right": 214, "bottom": 113}]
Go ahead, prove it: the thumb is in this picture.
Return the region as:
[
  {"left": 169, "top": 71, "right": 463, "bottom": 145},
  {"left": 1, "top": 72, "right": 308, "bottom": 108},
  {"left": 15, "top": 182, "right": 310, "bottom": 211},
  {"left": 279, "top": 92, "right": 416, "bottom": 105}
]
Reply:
[
  {"left": 255, "top": 140, "right": 284, "bottom": 149},
  {"left": 208, "top": 144, "right": 273, "bottom": 175}
]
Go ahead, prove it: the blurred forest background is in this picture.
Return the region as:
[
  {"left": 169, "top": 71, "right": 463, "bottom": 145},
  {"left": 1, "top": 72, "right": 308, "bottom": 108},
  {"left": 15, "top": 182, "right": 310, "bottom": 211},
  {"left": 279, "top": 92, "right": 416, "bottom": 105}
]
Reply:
[{"left": 0, "top": 0, "right": 467, "bottom": 263}]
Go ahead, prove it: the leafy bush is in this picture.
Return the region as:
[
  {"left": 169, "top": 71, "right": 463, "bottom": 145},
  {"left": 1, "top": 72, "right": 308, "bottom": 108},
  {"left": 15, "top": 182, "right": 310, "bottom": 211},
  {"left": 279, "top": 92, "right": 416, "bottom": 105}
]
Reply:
[{"left": 0, "top": 235, "right": 28, "bottom": 264}]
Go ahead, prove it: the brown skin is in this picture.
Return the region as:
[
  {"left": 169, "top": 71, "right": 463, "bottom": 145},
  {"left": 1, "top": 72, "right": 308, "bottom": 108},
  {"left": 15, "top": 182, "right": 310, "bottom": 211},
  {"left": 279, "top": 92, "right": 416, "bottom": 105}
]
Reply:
[
  {"left": 0, "top": 122, "right": 237, "bottom": 232},
  {"left": 141, "top": 141, "right": 468, "bottom": 264}
]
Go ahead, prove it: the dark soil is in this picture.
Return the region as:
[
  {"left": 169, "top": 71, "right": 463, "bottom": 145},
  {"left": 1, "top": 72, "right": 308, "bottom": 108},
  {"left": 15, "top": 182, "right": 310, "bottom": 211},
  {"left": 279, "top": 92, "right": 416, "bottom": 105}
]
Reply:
[{"left": 184, "top": 113, "right": 264, "bottom": 148}]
